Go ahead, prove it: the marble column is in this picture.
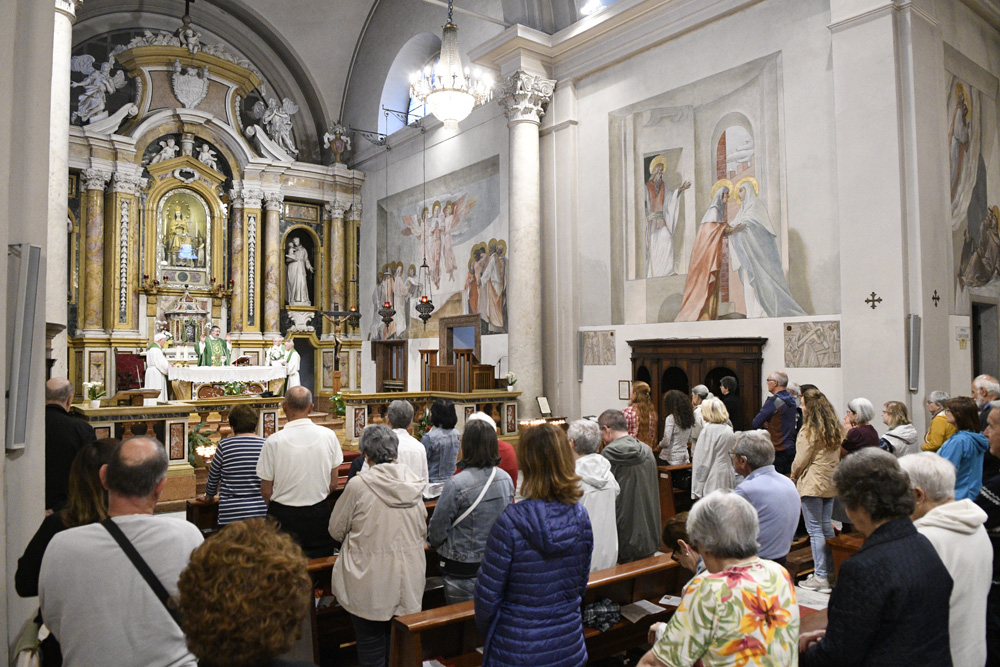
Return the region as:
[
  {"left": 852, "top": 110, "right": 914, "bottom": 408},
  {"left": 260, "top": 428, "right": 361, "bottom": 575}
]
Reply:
[
  {"left": 347, "top": 202, "right": 363, "bottom": 321},
  {"left": 80, "top": 169, "right": 111, "bottom": 332},
  {"left": 108, "top": 172, "right": 145, "bottom": 333},
  {"left": 325, "top": 199, "right": 347, "bottom": 334},
  {"left": 228, "top": 191, "right": 246, "bottom": 332},
  {"left": 263, "top": 192, "right": 283, "bottom": 336},
  {"left": 496, "top": 71, "right": 555, "bottom": 418},
  {"left": 47, "top": 0, "right": 81, "bottom": 374}
]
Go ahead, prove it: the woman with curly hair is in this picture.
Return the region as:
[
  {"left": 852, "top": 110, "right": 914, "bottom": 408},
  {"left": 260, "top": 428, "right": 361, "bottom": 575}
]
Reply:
[
  {"left": 624, "top": 381, "right": 658, "bottom": 448},
  {"left": 657, "top": 389, "right": 695, "bottom": 464},
  {"left": 475, "top": 423, "right": 593, "bottom": 666},
  {"left": 790, "top": 389, "right": 843, "bottom": 594},
  {"left": 177, "top": 518, "right": 314, "bottom": 667}
]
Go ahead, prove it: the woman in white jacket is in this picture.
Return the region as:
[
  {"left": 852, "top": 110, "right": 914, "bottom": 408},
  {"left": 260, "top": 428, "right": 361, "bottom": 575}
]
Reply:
[
  {"left": 691, "top": 398, "right": 736, "bottom": 499},
  {"left": 880, "top": 401, "right": 920, "bottom": 457},
  {"left": 899, "top": 453, "right": 992, "bottom": 667},
  {"left": 567, "top": 419, "right": 621, "bottom": 571}
]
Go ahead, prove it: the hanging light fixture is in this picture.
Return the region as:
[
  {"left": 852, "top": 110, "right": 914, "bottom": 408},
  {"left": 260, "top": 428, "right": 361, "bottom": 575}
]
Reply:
[
  {"left": 410, "top": 0, "right": 493, "bottom": 130},
  {"left": 378, "top": 265, "right": 396, "bottom": 327},
  {"left": 416, "top": 125, "right": 435, "bottom": 327}
]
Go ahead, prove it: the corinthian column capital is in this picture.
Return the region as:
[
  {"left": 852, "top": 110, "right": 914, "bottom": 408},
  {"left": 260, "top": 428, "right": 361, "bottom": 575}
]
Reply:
[
  {"left": 495, "top": 71, "right": 556, "bottom": 126},
  {"left": 264, "top": 192, "right": 284, "bottom": 212},
  {"left": 80, "top": 169, "right": 112, "bottom": 191},
  {"left": 111, "top": 172, "right": 147, "bottom": 195}
]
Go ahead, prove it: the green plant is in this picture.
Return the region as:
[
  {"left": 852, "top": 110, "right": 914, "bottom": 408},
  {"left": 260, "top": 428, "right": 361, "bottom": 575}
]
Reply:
[
  {"left": 413, "top": 406, "right": 433, "bottom": 439},
  {"left": 223, "top": 381, "right": 246, "bottom": 396},
  {"left": 83, "top": 382, "right": 106, "bottom": 400},
  {"left": 331, "top": 393, "right": 346, "bottom": 418},
  {"left": 188, "top": 422, "right": 218, "bottom": 468}
]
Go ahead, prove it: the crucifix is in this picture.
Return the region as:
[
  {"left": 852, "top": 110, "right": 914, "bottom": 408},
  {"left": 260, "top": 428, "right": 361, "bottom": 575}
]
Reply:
[
  {"left": 319, "top": 304, "right": 362, "bottom": 369},
  {"left": 183, "top": 0, "right": 195, "bottom": 17}
]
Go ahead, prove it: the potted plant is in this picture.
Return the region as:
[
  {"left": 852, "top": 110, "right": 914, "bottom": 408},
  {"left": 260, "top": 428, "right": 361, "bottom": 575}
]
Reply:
[
  {"left": 83, "top": 382, "right": 106, "bottom": 408},
  {"left": 331, "top": 393, "right": 346, "bottom": 418},
  {"left": 223, "top": 381, "right": 246, "bottom": 396},
  {"left": 505, "top": 372, "right": 517, "bottom": 392}
]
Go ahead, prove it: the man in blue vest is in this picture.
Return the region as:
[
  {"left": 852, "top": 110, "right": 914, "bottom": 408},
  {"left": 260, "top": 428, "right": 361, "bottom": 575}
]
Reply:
[{"left": 751, "top": 370, "right": 797, "bottom": 475}]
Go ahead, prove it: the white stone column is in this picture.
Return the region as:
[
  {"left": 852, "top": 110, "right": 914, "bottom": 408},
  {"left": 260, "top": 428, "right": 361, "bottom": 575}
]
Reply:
[
  {"left": 496, "top": 71, "right": 555, "bottom": 418},
  {"left": 47, "top": 0, "right": 80, "bottom": 376},
  {"left": 263, "top": 192, "right": 283, "bottom": 337}
]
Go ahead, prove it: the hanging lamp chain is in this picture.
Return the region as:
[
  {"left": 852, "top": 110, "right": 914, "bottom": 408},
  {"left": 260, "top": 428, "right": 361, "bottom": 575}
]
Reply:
[{"left": 447, "top": 0, "right": 454, "bottom": 24}]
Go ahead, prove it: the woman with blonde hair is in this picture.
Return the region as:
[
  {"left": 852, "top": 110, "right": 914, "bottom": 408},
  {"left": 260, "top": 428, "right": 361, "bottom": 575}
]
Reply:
[
  {"left": 475, "top": 423, "right": 593, "bottom": 666},
  {"left": 624, "top": 380, "right": 658, "bottom": 448},
  {"left": 791, "top": 389, "right": 843, "bottom": 593},
  {"left": 880, "top": 401, "right": 919, "bottom": 457},
  {"left": 691, "top": 397, "right": 736, "bottom": 499}
]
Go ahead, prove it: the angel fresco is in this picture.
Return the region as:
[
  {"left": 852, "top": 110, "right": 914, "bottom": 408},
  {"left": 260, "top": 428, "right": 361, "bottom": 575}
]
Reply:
[
  {"left": 71, "top": 54, "right": 127, "bottom": 124},
  {"left": 252, "top": 97, "right": 299, "bottom": 156},
  {"left": 401, "top": 195, "right": 477, "bottom": 289}
]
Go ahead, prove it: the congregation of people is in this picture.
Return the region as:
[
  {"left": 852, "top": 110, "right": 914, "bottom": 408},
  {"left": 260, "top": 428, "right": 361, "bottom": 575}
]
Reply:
[{"left": 22, "top": 371, "right": 1000, "bottom": 666}]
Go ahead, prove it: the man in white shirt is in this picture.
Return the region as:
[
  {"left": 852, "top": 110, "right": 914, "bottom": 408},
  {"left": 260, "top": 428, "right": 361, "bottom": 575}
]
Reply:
[
  {"left": 283, "top": 339, "right": 301, "bottom": 393},
  {"left": 360, "top": 399, "right": 429, "bottom": 492},
  {"left": 40, "top": 437, "right": 204, "bottom": 667},
  {"left": 258, "top": 386, "right": 343, "bottom": 557},
  {"left": 899, "top": 452, "right": 991, "bottom": 667},
  {"left": 143, "top": 331, "right": 171, "bottom": 405},
  {"left": 567, "top": 419, "right": 620, "bottom": 570}
]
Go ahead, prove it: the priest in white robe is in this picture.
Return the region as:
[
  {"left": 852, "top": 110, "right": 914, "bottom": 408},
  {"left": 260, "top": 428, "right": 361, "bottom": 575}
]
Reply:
[
  {"left": 283, "top": 340, "right": 301, "bottom": 394},
  {"left": 143, "top": 332, "right": 170, "bottom": 406}
]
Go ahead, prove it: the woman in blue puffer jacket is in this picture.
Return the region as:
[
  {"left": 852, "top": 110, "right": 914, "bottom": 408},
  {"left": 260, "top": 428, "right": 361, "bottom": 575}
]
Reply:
[{"left": 474, "top": 423, "right": 594, "bottom": 666}]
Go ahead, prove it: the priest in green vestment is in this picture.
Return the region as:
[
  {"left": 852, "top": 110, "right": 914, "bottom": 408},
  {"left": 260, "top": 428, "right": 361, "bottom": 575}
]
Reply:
[{"left": 195, "top": 326, "right": 232, "bottom": 366}]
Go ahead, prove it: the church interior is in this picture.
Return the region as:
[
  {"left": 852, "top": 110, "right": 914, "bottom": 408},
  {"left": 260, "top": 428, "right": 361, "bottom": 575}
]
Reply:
[{"left": 3, "top": 0, "right": 1000, "bottom": 662}]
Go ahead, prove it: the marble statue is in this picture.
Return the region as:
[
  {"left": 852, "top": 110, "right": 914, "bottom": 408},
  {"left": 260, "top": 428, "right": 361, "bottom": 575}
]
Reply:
[
  {"left": 150, "top": 138, "right": 180, "bottom": 164},
  {"left": 70, "top": 54, "right": 127, "bottom": 124},
  {"left": 175, "top": 15, "right": 201, "bottom": 54},
  {"left": 285, "top": 237, "right": 313, "bottom": 305},
  {"left": 252, "top": 97, "right": 299, "bottom": 156},
  {"left": 197, "top": 143, "right": 218, "bottom": 171}
]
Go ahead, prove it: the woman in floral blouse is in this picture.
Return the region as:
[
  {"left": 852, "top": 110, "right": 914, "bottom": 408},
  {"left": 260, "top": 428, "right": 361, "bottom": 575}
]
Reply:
[{"left": 638, "top": 491, "right": 799, "bottom": 667}]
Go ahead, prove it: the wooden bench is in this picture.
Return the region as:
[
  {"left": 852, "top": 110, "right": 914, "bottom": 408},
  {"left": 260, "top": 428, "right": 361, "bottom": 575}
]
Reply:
[
  {"left": 657, "top": 464, "right": 692, "bottom": 525},
  {"left": 388, "top": 554, "right": 683, "bottom": 667}
]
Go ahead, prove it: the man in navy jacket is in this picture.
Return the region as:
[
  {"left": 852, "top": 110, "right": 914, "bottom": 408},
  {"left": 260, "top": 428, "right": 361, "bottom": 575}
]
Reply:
[{"left": 751, "top": 370, "right": 797, "bottom": 475}]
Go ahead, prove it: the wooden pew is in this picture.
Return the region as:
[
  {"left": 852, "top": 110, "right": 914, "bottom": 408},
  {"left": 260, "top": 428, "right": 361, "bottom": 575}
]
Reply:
[
  {"left": 657, "top": 464, "right": 692, "bottom": 532},
  {"left": 388, "top": 554, "right": 683, "bottom": 667}
]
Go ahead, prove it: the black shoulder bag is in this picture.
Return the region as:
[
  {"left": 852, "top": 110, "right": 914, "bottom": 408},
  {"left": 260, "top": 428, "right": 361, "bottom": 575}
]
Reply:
[{"left": 101, "top": 518, "right": 183, "bottom": 627}]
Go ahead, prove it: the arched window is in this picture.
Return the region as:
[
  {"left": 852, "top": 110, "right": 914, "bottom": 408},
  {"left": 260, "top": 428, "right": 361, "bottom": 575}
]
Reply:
[{"left": 380, "top": 33, "right": 441, "bottom": 135}]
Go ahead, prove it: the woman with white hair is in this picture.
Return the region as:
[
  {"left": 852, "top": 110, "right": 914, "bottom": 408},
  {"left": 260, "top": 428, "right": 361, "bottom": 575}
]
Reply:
[
  {"left": 568, "top": 419, "right": 620, "bottom": 570},
  {"left": 328, "top": 424, "right": 427, "bottom": 667},
  {"left": 841, "top": 397, "right": 878, "bottom": 457},
  {"left": 143, "top": 331, "right": 170, "bottom": 405},
  {"left": 922, "top": 390, "right": 957, "bottom": 452},
  {"left": 638, "top": 491, "right": 799, "bottom": 667},
  {"left": 691, "top": 398, "right": 736, "bottom": 499}
]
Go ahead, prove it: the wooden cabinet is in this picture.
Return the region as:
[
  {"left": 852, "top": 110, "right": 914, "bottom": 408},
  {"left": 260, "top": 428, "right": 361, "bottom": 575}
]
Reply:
[{"left": 627, "top": 337, "right": 767, "bottom": 440}]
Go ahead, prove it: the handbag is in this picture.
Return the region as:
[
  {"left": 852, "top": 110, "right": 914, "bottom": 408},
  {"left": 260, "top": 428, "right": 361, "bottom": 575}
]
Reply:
[
  {"left": 11, "top": 614, "right": 42, "bottom": 667},
  {"left": 101, "top": 519, "right": 182, "bottom": 628}
]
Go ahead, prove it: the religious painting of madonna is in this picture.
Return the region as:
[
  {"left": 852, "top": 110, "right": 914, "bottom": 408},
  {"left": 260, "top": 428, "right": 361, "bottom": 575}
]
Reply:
[{"left": 156, "top": 188, "right": 211, "bottom": 273}]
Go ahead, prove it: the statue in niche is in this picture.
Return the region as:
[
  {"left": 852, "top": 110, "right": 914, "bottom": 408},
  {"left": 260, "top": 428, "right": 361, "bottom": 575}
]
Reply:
[
  {"left": 150, "top": 138, "right": 180, "bottom": 164},
  {"left": 285, "top": 236, "right": 313, "bottom": 305},
  {"left": 252, "top": 98, "right": 299, "bottom": 156},
  {"left": 197, "top": 143, "right": 218, "bottom": 171},
  {"left": 160, "top": 190, "right": 208, "bottom": 269},
  {"left": 70, "top": 54, "right": 127, "bottom": 124}
]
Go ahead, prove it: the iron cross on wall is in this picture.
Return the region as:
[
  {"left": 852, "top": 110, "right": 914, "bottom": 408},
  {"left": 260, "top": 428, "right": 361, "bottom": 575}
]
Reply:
[{"left": 865, "top": 292, "right": 882, "bottom": 310}]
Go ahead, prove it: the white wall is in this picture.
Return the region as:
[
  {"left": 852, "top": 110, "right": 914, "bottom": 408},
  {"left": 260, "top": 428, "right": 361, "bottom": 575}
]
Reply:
[{"left": 1, "top": 0, "right": 55, "bottom": 656}]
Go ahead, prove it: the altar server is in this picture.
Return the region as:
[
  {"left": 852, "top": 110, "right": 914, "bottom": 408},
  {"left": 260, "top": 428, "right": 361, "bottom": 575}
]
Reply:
[
  {"left": 144, "top": 332, "right": 170, "bottom": 406},
  {"left": 195, "top": 325, "right": 232, "bottom": 366},
  {"left": 266, "top": 335, "right": 285, "bottom": 366},
  {"left": 284, "top": 340, "right": 301, "bottom": 393}
]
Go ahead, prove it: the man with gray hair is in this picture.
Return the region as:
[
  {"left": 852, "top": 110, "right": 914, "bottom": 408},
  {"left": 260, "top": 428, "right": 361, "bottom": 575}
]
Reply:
[
  {"left": 568, "top": 419, "right": 620, "bottom": 570},
  {"left": 45, "top": 377, "right": 95, "bottom": 511},
  {"left": 40, "top": 437, "right": 204, "bottom": 666},
  {"left": 900, "top": 453, "right": 991, "bottom": 667},
  {"left": 257, "top": 386, "right": 344, "bottom": 557},
  {"left": 752, "top": 370, "right": 797, "bottom": 475},
  {"left": 732, "top": 430, "right": 801, "bottom": 566},
  {"left": 599, "top": 409, "right": 660, "bottom": 562},
  {"left": 359, "top": 399, "right": 428, "bottom": 491},
  {"left": 973, "top": 375, "right": 1000, "bottom": 484}
]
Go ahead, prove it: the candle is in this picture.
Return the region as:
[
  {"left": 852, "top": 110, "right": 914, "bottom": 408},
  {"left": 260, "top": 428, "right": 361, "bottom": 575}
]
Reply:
[
  {"left": 420, "top": 295, "right": 429, "bottom": 303},
  {"left": 383, "top": 301, "right": 391, "bottom": 308},
  {"left": 349, "top": 306, "right": 357, "bottom": 312}
]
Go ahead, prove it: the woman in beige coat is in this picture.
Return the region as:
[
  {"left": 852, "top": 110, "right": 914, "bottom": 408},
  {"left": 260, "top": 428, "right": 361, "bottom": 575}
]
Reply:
[
  {"left": 790, "top": 388, "right": 843, "bottom": 594},
  {"left": 328, "top": 424, "right": 428, "bottom": 667}
]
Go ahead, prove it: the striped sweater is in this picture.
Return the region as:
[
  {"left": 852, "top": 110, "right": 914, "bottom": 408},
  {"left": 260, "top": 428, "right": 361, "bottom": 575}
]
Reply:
[{"left": 206, "top": 434, "right": 268, "bottom": 525}]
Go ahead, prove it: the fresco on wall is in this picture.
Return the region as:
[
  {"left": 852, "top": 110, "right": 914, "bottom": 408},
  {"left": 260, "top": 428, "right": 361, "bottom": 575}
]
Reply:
[
  {"left": 950, "top": 73, "right": 1000, "bottom": 293},
  {"left": 609, "top": 54, "right": 810, "bottom": 324},
  {"left": 582, "top": 331, "right": 616, "bottom": 365},
  {"left": 372, "top": 156, "right": 503, "bottom": 340}
]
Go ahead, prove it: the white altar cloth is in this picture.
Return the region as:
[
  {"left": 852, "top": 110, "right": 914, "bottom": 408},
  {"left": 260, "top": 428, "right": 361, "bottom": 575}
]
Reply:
[{"left": 168, "top": 365, "right": 285, "bottom": 383}]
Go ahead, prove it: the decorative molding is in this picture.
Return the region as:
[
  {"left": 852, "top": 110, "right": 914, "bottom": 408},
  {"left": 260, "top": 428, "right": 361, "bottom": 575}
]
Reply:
[
  {"left": 325, "top": 200, "right": 347, "bottom": 220},
  {"left": 346, "top": 203, "right": 363, "bottom": 222},
  {"left": 247, "top": 214, "right": 258, "bottom": 325},
  {"left": 171, "top": 61, "right": 210, "bottom": 109},
  {"left": 236, "top": 188, "right": 264, "bottom": 209},
  {"left": 54, "top": 0, "right": 81, "bottom": 21},
  {"left": 264, "top": 192, "right": 284, "bottom": 211},
  {"left": 80, "top": 169, "right": 112, "bottom": 191},
  {"left": 111, "top": 172, "right": 146, "bottom": 195},
  {"left": 495, "top": 71, "right": 556, "bottom": 125},
  {"left": 119, "top": 199, "right": 130, "bottom": 323}
]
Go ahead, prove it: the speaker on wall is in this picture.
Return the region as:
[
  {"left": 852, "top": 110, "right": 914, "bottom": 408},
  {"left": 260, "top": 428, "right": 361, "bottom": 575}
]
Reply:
[
  {"left": 907, "top": 313, "right": 921, "bottom": 393},
  {"left": 6, "top": 243, "right": 41, "bottom": 450}
]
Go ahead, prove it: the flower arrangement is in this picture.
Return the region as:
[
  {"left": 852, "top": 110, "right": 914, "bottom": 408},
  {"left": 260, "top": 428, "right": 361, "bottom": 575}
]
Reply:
[
  {"left": 505, "top": 372, "right": 517, "bottom": 387},
  {"left": 223, "top": 381, "right": 246, "bottom": 396},
  {"left": 82, "top": 382, "right": 106, "bottom": 401},
  {"left": 188, "top": 422, "right": 217, "bottom": 467}
]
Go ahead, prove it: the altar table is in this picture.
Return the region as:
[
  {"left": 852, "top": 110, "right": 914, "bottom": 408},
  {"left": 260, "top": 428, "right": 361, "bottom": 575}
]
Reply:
[{"left": 168, "top": 365, "right": 286, "bottom": 399}]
